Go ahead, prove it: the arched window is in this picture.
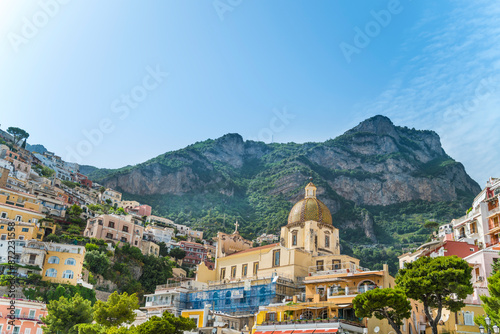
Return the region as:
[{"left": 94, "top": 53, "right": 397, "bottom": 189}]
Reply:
[
  {"left": 45, "top": 268, "right": 57, "bottom": 277},
  {"left": 225, "top": 291, "right": 231, "bottom": 305},
  {"left": 358, "top": 280, "right": 377, "bottom": 293},
  {"left": 65, "top": 258, "right": 76, "bottom": 266},
  {"left": 325, "top": 235, "right": 330, "bottom": 248},
  {"left": 213, "top": 292, "right": 219, "bottom": 307},
  {"left": 48, "top": 256, "right": 59, "bottom": 264},
  {"left": 62, "top": 270, "right": 74, "bottom": 279}
]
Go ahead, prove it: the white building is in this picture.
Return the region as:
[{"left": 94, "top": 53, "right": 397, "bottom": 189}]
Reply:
[{"left": 452, "top": 177, "right": 500, "bottom": 248}]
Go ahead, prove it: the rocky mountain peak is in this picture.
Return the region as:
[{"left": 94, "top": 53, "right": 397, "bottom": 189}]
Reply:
[
  {"left": 216, "top": 133, "right": 244, "bottom": 145},
  {"left": 345, "top": 115, "right": 398, "bottom": 137}
]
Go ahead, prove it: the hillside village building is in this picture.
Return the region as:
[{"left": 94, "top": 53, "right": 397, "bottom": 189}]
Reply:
[
  {"left": 41, "top": 242, "right": 85, "bottom": 285},
  {"left": 0, "top": 297, "right": 47, "bottom": 334},
  {"left": 101, "top": 188, "right": 122, "bottom": 205},
  {"left": 84, "top": 214, "right": 145, "bottom": 248}
]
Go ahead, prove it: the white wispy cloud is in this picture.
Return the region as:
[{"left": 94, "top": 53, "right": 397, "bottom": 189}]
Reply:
[{"left": 359, "top": 0, "right": 500, "bottom": 186}]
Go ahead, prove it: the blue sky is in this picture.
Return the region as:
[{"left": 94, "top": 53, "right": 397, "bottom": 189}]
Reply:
[{"left": 0, "top": 0, "right": 498, "bottom": 186}]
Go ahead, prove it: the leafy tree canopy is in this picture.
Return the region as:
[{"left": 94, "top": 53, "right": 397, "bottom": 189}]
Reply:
[
  {"left": 93, "top": 291, "right": 139, "bottom": 327},
  {"left": 7, "top": 126, "right": 29, "bottom": 145},
  {"left": 476, "top": 271, "right": 500, "bottom": 329},
  {"left": 169, "top": 247, "right": 186, "bottom": 260},
  {"left": 353, "top": 288, "right": 411, "bottom": 334},
  {"left": 42, "top": 293, "right": 93, "bottom": 334},
  {"left": 133, "top": 311, "right": 196, "bottom": 334},
  {"left": 85, "top": 250, "right": 110, "bottom": 276},
  {"left": 396, "top": 256, "right": 473, "bottom": 334}
]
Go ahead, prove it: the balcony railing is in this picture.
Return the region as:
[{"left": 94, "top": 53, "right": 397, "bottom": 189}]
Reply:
[
  {"left": 309, "top": 263, "right": 370, "bottom": 276},
  {"left": 327, "top": 285, "right": 379, "bottom": 298},
  {"left": 489, "top": 206, "right": 500, "bottom": 217}
]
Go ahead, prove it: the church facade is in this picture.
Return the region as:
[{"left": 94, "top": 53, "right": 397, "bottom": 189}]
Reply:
[{"left": 196, "top": 183, "right": 360, "bottom": 284}]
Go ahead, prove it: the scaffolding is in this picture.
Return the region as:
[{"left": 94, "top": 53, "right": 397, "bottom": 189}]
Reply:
[{"left": 187, "top": 277, "right": 302, "bottom": 315}]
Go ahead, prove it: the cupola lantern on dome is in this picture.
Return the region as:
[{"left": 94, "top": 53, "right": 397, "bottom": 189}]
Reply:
[
  {"left": 287, "top": 182, "right": 332, "bottom": 225},
  {"left": 305, "top": 182, "right": 317, "bottom": 198}
]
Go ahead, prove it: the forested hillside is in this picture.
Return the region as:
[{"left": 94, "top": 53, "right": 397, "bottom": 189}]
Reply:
[{"left": 84, "top": 115, "right": 480, "bottom": 274}]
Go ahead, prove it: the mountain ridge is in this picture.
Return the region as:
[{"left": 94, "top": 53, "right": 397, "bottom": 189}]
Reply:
[{"left": 82, "top": 115, "right": 480, "bottom": 273}]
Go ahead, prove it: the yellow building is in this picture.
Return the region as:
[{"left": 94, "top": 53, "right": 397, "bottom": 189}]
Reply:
[
  {"left": 41, "top": 243, "right": 85, "bottom": 285},
  {"left": 252, "top": 264, "right": 395, "bottom": 334},
  {"left": 0, "top": 219, "right": 41, "bottom": 241},
  {"left": 208, "top": 183, "right": 359, "bottom": 284},
  {"left": 0, "top": 187, "right": 44, "bottom": 223}
]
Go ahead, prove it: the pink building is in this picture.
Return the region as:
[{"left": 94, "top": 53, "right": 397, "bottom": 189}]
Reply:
[
  {"left": 463, "top": 245, "right": 500, "bottom": 304},
  {"left": 84, "top": 214, "right": 145, "bottom": 248},
  {"left": 0, "top": 297, "right": 47, "bottom": 334},
  {"left": 129, "top": 204, "right": 152, "bottom": 217}
]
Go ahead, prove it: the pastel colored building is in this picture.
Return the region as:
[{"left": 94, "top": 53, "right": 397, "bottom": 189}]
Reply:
[
  {"left": 0, "top": 187, "right": 44, "bottom": 223},
  {"left": 179, "top": 241, "right": 208, "bottom": 266},
  {"left": 102, "top": 188, "right": 122, "bottom": 205},
  {"left": 252, "top": 264, "right": 395, "bottom": 334},
  {"left": 144, "top": 224, "right": 175, "bottom": 244},
  {"left": 120, "top": 200, "right": 140, "bottom": 210},
  {"left": 452, "top": 177, "right": 500, "bottom": 248},
  {"left": 141, "top": 240, "right": 160, "bottom": 257},
  {"left": 0, "top": 297, "right": 47, "bottom": 334},
  {"left": 128, "top": 204, "right": 152, "bottom": 217},
  {"left": 147, "top": 215, "right": 175, "bottom": 227},
  {"left": 0, "top": 219, "right": 42, "bottom": 241},
  {"left": 41, "top": 242, "right": 85, "bottom": 285},
  {"left": 84, "top": 214, "right": 145, "bottom": 247}
]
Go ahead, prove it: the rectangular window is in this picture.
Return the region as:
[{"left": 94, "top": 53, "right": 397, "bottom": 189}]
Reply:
[
  {"left": 470, "top": 222, "right": 477, "bottom": 234},
  {"left": 332, "top": 260, "right": 341, "bottom": 270},
  {"left": 15, "top": 215, "right": 22, "bottom": 221},
  {"left": 316, "top": 260, "right": 324, "bottom": 271},
  {"left": 292, "top": 233, "right": 297, "bottom": 246},
  {"left": 21, "top": 228, "right": 29, "bottom": 232},
  {"left": 29, "top": 309, "right": 36, "bottom": 319},
  {"left": 1, "top": 212, "right": 7, "bottom": 218},
  {"left": 325, "top": 235, "right": 330, "bottom": 248},
  {"left": 273, "top": 250, "right": 280, "bottom": 267},
  {"left": 464, "top": 312, "right": 474, "bottom": 326},
  {"left": 253, "top": 262, "right": 259, "bottom": 274},
  {"left": 242, "top": 264, "right": 248, "bottom": 277},
  {"left": 220, "top": 268, "right": 226, "bottom": 280},
  {"left": 231, "top": 266, "right": 236, "bottom": 278},
  {"left": 106, "top": 233, "right": 113, "bottom": 239},
  {"left": 123, "top": 226, "right": 129, "bottom": 233},
  {"left": 108, "top": 222, "right": 115, "bottom": 228}
]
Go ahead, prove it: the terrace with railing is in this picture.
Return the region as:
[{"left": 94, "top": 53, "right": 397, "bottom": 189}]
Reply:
[{"left": 308, "top": 263, "right": 370, "bottom": 276}]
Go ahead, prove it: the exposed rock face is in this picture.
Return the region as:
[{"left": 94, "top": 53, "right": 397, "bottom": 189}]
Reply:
[{"left": 87, "top": 115, "right": 480, "bottom": 239}]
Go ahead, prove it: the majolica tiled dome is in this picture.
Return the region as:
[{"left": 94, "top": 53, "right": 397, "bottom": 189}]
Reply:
[{"left": 287, "top": 183, "right": 332, "bottom": 225}]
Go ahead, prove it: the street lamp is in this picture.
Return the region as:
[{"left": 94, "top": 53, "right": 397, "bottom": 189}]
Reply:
[{"left": 480, "top": 315, "right": 500, "bottom": 334}]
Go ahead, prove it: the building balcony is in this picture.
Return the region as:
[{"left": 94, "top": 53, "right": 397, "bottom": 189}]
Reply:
[
  {"left": 308, "top": 263, "right": 370, "bottom": 276},
  {"left": 489, "top": 207, "right": 500, "bottom": 218},
  {"left": 256, "top": 317, "right": 365, "bottom": 333},
  {"left": 325, "top": 285, "right": 379, "bottom": 299}
]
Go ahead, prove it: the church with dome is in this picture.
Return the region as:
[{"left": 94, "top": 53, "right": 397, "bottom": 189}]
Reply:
[{"left": 196, "top": 182, "right": 360, "bottom": 283}]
